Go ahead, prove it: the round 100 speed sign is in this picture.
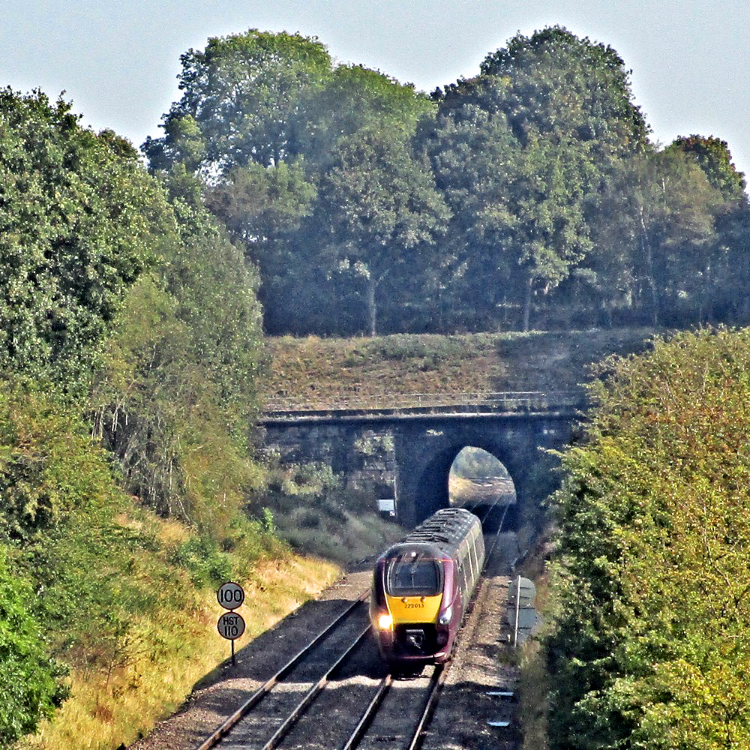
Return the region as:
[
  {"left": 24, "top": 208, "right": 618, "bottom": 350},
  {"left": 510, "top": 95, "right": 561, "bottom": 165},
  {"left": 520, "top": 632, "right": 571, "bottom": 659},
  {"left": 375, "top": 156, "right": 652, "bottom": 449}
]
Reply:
[
  {"left": 217, "top": 581, "right": 245, "bottom": 610},
  {"left": 217, "top": 611, "right": 246, "bottom": 641}
]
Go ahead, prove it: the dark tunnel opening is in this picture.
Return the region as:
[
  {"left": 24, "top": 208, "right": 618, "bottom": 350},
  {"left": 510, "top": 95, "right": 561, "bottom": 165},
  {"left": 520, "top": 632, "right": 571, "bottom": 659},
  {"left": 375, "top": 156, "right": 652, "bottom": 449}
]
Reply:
[{"left": 449, "top": 446, "right": 517, "bottom": 532}]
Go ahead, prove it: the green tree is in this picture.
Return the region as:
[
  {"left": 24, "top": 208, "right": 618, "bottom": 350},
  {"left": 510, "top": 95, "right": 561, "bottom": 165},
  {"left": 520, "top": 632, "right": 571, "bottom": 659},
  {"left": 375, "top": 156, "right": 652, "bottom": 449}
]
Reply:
[
  {"left": 295, "top": 64, "right": 436, "bottom": 167},
  {"left": 204, "top": 160, "right": 317, "bottom": 329},
  {"left": 0, "top": 546, "right": 68, "bottom": 746},
  {"left": 668, "top": 136, "right": 749, "bottom": 324},
  {"left": 711, "top": 199, "right": 750, "bottom": 323},
  {"left": 478, "top": 26, "right": 648, "bottom": 157},
  {"left": 0, "top": 89, "right": 156, "bottom": 393},
  {"left": 421, "top": 27, "right": 648, "bottom": 331},
  {"left": 422, "top": 92, "right": 596, "bottom": 330},
  {"left": 143, "top": 30, "right": 332, "bottom": 172},
  {"left": 91, "top": 197, "right": 266, "bottom": 532},
  {"left": 586, "top": 149, "right": 721, "bottom": 326},
  {"left": 314, "top": 125, "right": 450, "bottom": 335},
  {"left": 547, "top": 328, "right": 750, "bottom": 749},
  {"left": 669, "top": 135, "right": 747, "bottom": 201}
]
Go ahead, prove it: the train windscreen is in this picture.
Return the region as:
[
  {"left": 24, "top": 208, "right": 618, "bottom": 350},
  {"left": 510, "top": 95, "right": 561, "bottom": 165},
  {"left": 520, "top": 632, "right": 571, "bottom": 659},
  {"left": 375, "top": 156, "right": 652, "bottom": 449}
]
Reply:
[{"left": 386, "top": 554, "right": 442, "bottom": 597}]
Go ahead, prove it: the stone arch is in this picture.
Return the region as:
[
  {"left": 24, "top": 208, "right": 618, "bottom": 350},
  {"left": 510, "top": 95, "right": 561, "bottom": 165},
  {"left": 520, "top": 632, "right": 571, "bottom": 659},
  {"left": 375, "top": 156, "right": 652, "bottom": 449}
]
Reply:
[
  {"left": 393, "top": 417, "right": 566, "bottom": 528},
  {"left": 407, "top": 434, "right": 528, "bottom": 526},
  {"left": 448, "top": 445, "right": 515, "bottom": 506}
]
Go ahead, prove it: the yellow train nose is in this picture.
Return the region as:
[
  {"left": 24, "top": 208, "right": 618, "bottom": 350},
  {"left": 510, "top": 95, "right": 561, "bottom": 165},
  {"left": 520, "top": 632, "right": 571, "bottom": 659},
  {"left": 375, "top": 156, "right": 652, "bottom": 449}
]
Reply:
[{"left": 386, "top": 593, "right": 443, "bottom": 624}]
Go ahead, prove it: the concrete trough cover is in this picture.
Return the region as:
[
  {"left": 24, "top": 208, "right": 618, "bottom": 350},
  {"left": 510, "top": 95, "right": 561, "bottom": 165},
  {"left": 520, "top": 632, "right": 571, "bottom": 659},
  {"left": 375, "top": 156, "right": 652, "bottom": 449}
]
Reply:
[
  {"left": 508, "top": 576, "right": 536, "bottom": 607},
  {"left": 507, "top": 607, "right": 537, "bottom": 632}
]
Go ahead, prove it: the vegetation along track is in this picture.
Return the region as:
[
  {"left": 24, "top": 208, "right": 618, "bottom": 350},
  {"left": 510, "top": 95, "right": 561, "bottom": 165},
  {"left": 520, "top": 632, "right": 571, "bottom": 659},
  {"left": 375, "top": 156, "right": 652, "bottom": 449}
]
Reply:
[{"left": 195, "top": 492, "right": 520, "bottom": 750}]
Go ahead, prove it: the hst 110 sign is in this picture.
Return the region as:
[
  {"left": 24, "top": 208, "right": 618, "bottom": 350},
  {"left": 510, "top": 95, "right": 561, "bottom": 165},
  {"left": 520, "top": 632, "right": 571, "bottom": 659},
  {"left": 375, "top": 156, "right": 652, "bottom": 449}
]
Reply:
[{"left": 216, "top": 581, "right": 246, "bottom": 664}]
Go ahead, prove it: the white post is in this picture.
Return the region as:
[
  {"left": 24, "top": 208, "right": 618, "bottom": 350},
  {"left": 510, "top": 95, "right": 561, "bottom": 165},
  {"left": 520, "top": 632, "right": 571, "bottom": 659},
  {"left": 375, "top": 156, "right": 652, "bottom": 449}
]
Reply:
[{"left": 514, "top": 575, "right": 522, "bottom": 648}]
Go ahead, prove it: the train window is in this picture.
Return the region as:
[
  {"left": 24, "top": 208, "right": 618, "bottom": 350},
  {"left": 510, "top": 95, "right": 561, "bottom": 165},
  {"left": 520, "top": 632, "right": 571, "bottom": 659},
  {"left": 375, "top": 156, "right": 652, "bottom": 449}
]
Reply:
[
  {"left": 387, "top": 554, "right": 443, "bottom": 597},
  {"left": 457, "top": 559, "right": 467, "bottom": 594},
  {"left": 469, "top": 536, "right": 479, "bottom": 583},
  {"left": 465, "top": 540, "right": 475, "bottom": 589}
]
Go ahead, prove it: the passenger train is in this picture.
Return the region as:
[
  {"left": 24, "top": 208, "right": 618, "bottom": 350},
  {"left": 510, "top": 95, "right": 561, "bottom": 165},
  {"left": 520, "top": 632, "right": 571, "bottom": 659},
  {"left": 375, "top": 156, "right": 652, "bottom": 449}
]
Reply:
[{"left": 370, "top": 507, "right": 485, "bottom": 669}]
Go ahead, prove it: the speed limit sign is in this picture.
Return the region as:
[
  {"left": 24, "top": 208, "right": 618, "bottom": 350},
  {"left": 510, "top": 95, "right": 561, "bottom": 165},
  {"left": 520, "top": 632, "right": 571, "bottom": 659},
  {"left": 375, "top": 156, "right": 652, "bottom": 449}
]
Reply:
[
  {"left": 217, "top": 611, "right": 246, "bottom": 641},
  {"left": 217, "top": 581, "right": 245, "bottom": 610}
]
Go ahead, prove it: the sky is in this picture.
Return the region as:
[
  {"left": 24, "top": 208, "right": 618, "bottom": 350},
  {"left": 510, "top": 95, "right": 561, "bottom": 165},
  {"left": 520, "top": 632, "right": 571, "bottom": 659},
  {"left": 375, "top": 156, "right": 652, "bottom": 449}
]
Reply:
[{"left": 2, "top": 0, "right": 748, "bottom": 178}]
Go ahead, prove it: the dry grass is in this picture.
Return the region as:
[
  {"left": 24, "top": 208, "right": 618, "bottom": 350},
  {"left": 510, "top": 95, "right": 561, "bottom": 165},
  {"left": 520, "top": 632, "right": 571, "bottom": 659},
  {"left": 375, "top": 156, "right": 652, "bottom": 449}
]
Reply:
[
  {"left": 519, "top": 638, "right": 550, "bottom": 750},
  {"left": 517, "top": 536, "right": 553, "bottom": 750},
  {"left": 263, "top": 329, "right": 655, "bottom": 408},
  {"left": 20, "top": 556, "right": 339, "bottom": 750}
]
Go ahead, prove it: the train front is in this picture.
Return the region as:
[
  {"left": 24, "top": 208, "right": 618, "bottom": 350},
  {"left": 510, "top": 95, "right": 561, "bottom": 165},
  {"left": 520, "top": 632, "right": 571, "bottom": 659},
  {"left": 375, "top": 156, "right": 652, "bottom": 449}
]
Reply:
[{"left": 370, "top": 542, "right": 458, "bottom": 668}]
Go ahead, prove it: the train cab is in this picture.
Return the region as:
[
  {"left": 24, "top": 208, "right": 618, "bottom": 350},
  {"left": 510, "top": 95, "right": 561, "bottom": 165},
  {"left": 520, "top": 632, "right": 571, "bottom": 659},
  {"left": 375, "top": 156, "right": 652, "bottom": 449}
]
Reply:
[{"left": 370, "top": 508, "right": 484, "bottom": 669}]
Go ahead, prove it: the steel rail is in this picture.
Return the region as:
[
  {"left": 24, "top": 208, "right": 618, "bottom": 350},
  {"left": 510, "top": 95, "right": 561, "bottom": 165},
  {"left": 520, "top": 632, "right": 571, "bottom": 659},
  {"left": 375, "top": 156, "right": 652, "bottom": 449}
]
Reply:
[
  {"left": 196, "top": 590, "right": 370, "bottom": 750},
  {"left": 261, "top": 624, "right": 373, "bottom": 750},
  {"left": 404, "top": 494, "right": 513, "bottom": 750},
  {"left": 483, "top": 499, "right": 513, "bottom": 567},
  {"left": 340, "top": 674, "right": 393, "bottom": 750},
  {"left": 406, "top": 665, "right": 447, "bottom": 750}
]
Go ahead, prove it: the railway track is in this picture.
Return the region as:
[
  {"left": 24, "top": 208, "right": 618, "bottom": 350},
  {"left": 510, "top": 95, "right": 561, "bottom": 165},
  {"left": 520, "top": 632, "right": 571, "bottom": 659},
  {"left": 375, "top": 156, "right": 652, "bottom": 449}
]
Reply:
[
  {"left": 194, "top": 494, "right": 519, "bottom": 750},
  {"left": 197, "top": 592, "right": 375, "bottom": 750}
]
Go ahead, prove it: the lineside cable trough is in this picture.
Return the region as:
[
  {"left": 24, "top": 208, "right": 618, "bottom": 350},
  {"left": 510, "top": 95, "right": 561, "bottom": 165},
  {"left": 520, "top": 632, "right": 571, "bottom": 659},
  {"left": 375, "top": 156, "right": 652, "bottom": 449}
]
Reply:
[
  {"left": 485, "top": 576, "right": 539, "bottom": 734},
  {"left": 507, "top": 576, "right": 538, "bottom": 647}
]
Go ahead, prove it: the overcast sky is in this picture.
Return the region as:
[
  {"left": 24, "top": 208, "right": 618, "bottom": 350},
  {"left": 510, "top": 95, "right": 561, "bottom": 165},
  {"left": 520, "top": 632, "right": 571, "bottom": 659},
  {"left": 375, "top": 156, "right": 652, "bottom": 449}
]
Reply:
[{"left": 2, "top": 0, "right": 748, "bottom": 179}]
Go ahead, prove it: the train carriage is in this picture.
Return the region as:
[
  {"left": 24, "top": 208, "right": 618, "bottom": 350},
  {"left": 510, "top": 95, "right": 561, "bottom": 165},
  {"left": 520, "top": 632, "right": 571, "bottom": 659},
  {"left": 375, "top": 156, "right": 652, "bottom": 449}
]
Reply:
[{"left": 370, "top": 507, "right": 484, "bottom": 669}]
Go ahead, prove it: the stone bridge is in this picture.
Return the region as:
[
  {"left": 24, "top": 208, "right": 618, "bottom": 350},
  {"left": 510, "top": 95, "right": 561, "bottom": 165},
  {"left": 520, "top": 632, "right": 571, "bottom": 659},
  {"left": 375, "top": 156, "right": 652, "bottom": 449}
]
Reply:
[{"left": 260, "top": 392, "right": 585, "bottom": 528}]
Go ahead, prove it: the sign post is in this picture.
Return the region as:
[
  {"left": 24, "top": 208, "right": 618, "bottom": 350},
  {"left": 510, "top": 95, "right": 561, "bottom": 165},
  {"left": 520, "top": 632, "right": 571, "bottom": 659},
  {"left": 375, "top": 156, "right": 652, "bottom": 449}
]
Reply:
[{"left": 217, "top": 582, "right": 246, "bottom": 665}]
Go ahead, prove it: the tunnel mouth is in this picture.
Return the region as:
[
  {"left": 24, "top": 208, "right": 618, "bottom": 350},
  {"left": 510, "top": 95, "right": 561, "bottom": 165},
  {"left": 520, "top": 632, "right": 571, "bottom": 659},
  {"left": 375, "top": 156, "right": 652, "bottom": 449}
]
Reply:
[{"left": 449, "top": 446, "right": 516, "bottom": 529}]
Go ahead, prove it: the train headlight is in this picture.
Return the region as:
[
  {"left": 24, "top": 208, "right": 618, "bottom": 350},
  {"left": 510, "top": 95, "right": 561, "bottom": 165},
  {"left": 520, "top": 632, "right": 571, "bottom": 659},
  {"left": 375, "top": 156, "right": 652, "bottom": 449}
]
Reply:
[
  {"left": 438, "top": 606, "right": 453, "bottom": 626},
  {"left": 377, "top": 613, "right": 393, "bottom": 630}
]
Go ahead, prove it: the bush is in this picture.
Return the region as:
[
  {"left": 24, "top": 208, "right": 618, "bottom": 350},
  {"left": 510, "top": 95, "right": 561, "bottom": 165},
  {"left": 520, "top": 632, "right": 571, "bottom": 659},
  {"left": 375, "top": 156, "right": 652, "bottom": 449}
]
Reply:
[
  {"left": 547, "top": 328, "right": 750, "bottom": 749},
  {"left": 170, "top": 536, "right": 234, "bottom": 588},
  {"left": 0, "top": 547, "right": 68, "bottom": 745}
]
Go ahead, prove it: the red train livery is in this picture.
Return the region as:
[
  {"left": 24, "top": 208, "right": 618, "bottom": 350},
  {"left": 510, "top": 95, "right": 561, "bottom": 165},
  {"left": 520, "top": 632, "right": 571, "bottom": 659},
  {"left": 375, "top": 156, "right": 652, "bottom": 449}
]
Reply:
[{"left": 370, "top": 508, "right": 485, "bottom": 669}]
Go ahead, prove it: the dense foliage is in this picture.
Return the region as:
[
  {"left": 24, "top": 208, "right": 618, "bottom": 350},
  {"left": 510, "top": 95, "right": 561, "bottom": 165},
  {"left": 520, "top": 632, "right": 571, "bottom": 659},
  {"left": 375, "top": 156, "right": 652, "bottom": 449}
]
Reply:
[
  {"left": 0, "top": 90, "right": 155, "bottom": 393},
  {"left": 90, "top": 197, "right": 266, "bottom": 533},
  {"left": 547, "top": 328, "right": 750, "bottom": 749},
  {"left": 146, "top": 26, "right": 749, "bottom": 335},
  {"left": 0, "top": 545, "right": 67, "bottom": 746},
  {"left": 0, "top": 89, "right": 270, "bottom": 744}
]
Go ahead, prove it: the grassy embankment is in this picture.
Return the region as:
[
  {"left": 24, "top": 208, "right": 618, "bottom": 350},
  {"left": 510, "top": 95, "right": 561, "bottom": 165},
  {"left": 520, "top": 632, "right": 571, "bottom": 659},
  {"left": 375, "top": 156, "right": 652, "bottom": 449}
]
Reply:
[
  {"left": 263, "top": 328, "right": 655, "bottom": 405},
  {"left": 25, "top": 328, "right": 651, "bottom": 750},
  {"left": 19, "top": 512, "right": 338, "bottom": 750}
]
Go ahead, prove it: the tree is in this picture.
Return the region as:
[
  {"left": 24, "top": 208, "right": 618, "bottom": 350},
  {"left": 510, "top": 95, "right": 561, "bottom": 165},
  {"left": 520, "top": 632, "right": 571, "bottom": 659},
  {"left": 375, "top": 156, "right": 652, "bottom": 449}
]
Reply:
[
  {"left": 422, "top": 85, "right": 596, "bottom": 330},
  {"left": 711, "top": 199, "right": 750, "bottom": 323},
  {"left": 478, "top": 26, "right": 648, "bottom": 158},
  {"left": 419, "top": 27, "right": 649, "bottom": 331},
  {"left": 314, "top": 126, "right": 449, "bottom": 335},
  {"left": 0, "top": 89, "right": 157, "bottom": 393},
  {"left": 0, "top": 546, "right": 68, "bottom": 745},
  {"left": 143, "top": 30, "right": 332, "bottom": 173},
  {"left": 547, "top": 328, "right": 750, "bottom": 749},
  {"left": 204, "top": 160, "right": 317, "bottom": 329},
  {"left": 586, "top": 149, "right": 721, "bottom": 326},
  {"left": 295, "top": 64, "right": 436, "bottom": 167},
  {"left": 669, "top": 135, "right": 747, "bottom": 201},
  {"left": 91, "top": 198, "right": 266, "bottom": 531}
]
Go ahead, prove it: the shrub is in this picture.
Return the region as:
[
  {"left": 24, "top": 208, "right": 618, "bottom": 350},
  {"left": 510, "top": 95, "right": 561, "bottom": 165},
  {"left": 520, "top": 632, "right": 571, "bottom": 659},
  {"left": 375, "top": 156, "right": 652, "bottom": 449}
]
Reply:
[{"left": 0, "top": 547, "right": 68, "bottom": 745}]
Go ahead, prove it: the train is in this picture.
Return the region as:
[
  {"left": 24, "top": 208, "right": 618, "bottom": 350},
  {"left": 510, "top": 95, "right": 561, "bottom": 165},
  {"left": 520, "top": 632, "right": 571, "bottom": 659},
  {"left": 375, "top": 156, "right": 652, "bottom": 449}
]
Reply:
[{"left": 370, "top": 507, "right": 485, "bottom": 669}]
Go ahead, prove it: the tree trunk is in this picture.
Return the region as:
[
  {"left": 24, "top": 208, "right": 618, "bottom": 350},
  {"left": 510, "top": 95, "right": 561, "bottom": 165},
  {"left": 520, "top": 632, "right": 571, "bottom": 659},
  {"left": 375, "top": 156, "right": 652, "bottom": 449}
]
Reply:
[
  {"left": 366, "top": 276, "right": 377, "bottom": 337},
  {"left": 640, "top": 207, "right": 660, "bottom": 327},
  {"left": 522, "top": 275, "right": 533, "bottom": 332}
]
